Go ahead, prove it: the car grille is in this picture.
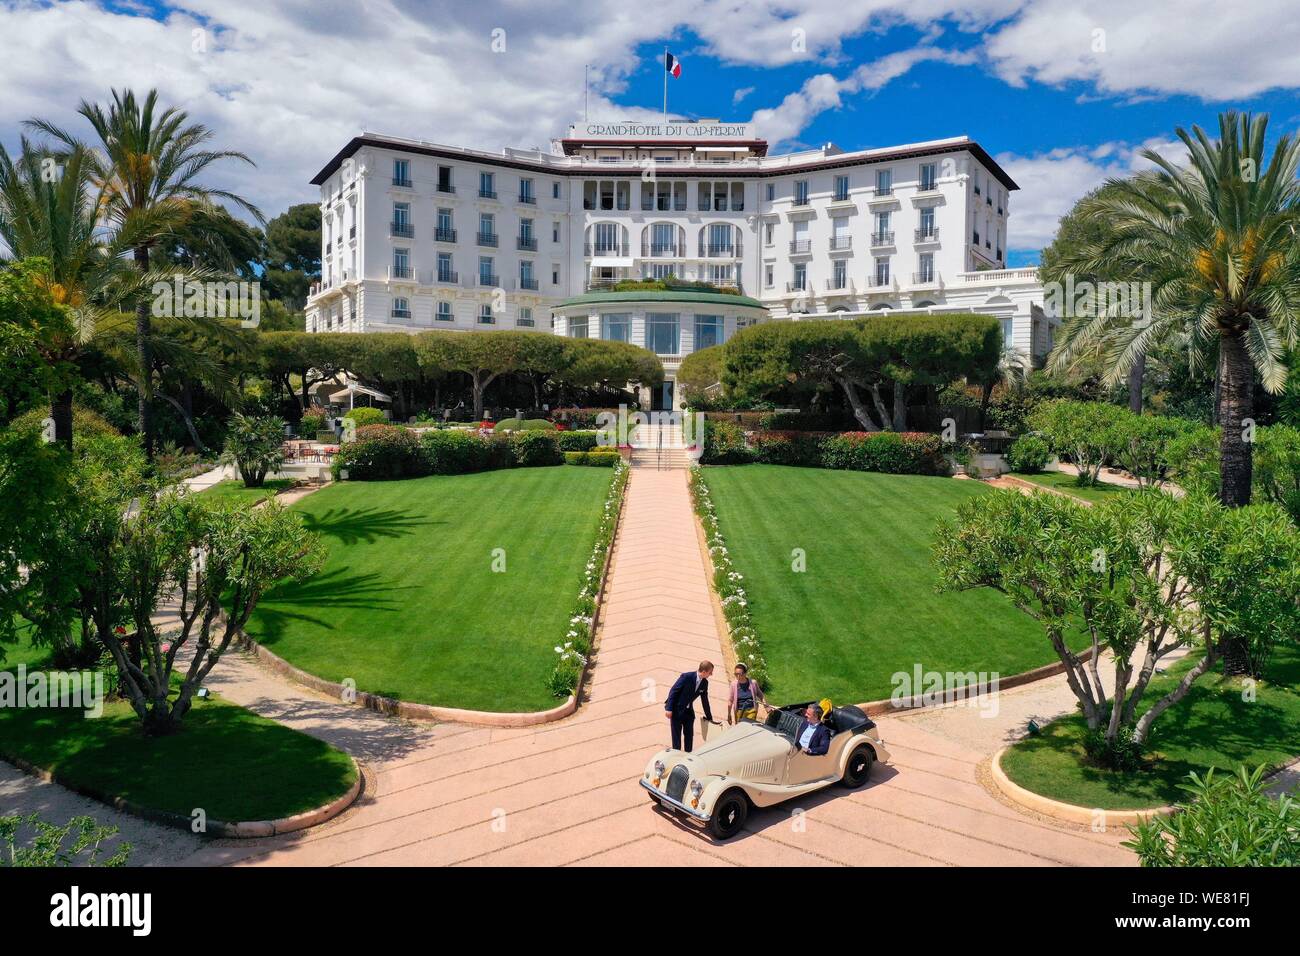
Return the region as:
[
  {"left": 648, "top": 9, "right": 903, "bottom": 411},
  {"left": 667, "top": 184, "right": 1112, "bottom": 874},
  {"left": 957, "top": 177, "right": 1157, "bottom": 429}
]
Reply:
[{"left": 666, "top": 765, "right": 690, "bottom": 802}]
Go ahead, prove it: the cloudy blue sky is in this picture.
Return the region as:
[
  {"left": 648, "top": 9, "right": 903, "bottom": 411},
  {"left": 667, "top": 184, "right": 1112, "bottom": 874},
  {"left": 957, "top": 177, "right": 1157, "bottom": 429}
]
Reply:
[{"left": 2, "top": 1, "right": 1298, "bottom": 264}]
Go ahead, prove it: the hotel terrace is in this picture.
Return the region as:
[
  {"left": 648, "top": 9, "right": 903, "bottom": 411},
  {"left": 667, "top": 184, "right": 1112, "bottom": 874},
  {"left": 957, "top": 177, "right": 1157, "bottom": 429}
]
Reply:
[{"left": 306, "top": 120, "right": 1057, "bottom": 408}]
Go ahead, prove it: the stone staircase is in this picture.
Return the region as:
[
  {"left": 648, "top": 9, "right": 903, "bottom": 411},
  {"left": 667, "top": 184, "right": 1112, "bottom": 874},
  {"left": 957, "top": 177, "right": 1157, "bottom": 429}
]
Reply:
[{"left": 630, "top": 421, "right": 694, "bottom": 470}]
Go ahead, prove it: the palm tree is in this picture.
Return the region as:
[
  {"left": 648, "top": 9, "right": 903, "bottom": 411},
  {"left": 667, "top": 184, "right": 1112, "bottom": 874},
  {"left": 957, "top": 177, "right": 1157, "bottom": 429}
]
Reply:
[
  {"left": 1046, "top": 112, "right": 1300, "bottom": 506},
  {"left": 0, "top": 139, "right": 133, "bottom": 447},
  {"left": 28, "top": 88, "right": 262, "bottom": 457}
]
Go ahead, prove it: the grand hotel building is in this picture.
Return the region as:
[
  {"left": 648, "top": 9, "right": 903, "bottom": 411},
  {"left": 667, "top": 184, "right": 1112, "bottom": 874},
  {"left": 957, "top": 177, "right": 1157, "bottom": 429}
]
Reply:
[{"left": 306, "top": 121, "right": 1056, "bottom": 408}]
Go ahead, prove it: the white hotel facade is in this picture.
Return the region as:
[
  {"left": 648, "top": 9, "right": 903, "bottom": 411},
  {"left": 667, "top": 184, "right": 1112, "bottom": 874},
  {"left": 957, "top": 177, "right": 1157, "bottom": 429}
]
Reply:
[{"left": 306, "top": 121, "right": 1056, "bottom": 408}]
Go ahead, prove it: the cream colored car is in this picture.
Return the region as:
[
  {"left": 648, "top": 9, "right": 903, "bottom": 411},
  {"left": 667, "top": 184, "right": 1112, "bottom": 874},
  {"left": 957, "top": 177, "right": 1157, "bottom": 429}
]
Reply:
[{"left": 641, "top": 701, "right": 891, "bottom": 839}]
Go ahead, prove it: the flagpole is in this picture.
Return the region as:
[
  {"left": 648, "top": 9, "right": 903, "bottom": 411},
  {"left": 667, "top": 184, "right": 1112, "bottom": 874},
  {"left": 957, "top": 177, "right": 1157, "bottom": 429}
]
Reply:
[{"left": 663, "top": 46, "right": 668, "bottom": 118}]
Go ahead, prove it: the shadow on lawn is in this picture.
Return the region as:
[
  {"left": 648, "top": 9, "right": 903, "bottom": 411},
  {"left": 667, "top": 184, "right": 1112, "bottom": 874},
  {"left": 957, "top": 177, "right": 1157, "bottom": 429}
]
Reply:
[
  {"left": 300, "top": 505, "right": 436, "bottom": 546},
  {"left": 248, "top": 567, "right": 418, "bottom": 644}
]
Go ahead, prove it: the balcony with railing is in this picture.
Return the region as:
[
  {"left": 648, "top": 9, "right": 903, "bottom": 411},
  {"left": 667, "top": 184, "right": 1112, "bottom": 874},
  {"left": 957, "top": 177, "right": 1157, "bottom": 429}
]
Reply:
[
  {"left": 479, "top": 188, "right": 498, "bottom": 200},
  {"left": 785, "top": 280, "right": 808, "bottom": 293},
  {"left": 911, "top": 270, "right": 939, "bottom": 286},
  {"left": 389, "top": 265, "right": 412, "bottom": 280},
  {"left": 870, "top": 231, "right": 895, "bottom": 248},
  {"left": 392, "top": 307, "right": 411, "bottom": 319},
  {"left": 789, "top": 239, "right": 812, "bottom": 255},
  {"left": 477, "top": 231, "right": 499, "bottom": 247},
  {"left": 436, "top": 269, "right": 459, "bottom": 285},
  {"left": 516, "top": 235, "right": 538, "bottom": 251},
  {"left": 437, "top": 181, "right": 455, "bottom": 194},
  {"left": 435, "top": 227, "right": 457, "bottom": 243},
  {"left": 829, "top": 236, "right": 852, "bottom": 251},
  {"left": 518, "top": 193, "right": 536, "bottom": 205},
  {"left": 914, "top": 227, "right": 940, "bottom": 244},
  {"left": 390, "top": 221, "right": 414, "bottom": 238},
  {"left": 392, "top": 176, "right": 413, "bottom": 188},
  {"left": 519, "top": 276, "right": 540, "bottom": 291},
  {"left": 866, "top": 273, "right": 893, "bottom": 288},
  {"left": 792, "top": 194, "right": 810, "bottom": 207},
  {"left": 702, "top": 242, "right": 741, "bottom": 258},
  {"left": 478, "top": 273, "right": 500, "bottom": 287},
  {"left": 584, "top": 242, "right": 629, "bottom": 257},
  {"left": 641, "top": 241, "right": 679, "bottom": 258},
  {"left": 825, "top": 276, "right": 853, "bottom": 292}
]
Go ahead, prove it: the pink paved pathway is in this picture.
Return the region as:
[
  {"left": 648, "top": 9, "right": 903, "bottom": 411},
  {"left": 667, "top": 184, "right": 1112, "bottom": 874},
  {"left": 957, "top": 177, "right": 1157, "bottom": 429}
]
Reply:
[{"left": 171, "top": 467, "right": 1133, "bottom": 867}]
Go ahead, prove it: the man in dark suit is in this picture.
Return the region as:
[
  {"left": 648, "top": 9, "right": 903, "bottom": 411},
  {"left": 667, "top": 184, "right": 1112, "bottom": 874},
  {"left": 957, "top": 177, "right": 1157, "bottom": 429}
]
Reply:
[
  {"left": 793, "top": 703, "right": 831, "bottom": 756},
  {"left": 664, "top": 661, "right": 715, "bottom": 752}
]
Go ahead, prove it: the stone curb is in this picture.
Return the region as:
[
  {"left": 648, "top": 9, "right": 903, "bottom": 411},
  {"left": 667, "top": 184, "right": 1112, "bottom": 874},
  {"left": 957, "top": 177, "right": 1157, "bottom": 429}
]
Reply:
[
  {"left": 989, "top": 746, "right": 1173, "bottom": 827},
  {"left": 0, "top": 747, "right": 363, "bottom": 839},
  {"left": 235, "top": 464, "right": 630, "bottom": 728}
]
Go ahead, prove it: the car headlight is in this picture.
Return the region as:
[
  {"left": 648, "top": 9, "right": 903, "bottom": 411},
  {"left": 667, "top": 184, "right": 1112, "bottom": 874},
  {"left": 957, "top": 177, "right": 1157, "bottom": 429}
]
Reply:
[
  {"left": 689, "top": 780, "right": 704, "bottom": 798},
  {"left": 654, "top": 760, "right": 666, "bottom": 777}
]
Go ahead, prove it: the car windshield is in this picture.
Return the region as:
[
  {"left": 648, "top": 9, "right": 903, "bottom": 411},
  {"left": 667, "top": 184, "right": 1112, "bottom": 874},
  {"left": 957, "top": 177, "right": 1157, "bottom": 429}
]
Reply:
[{"left": 766, "top": 707, "right": 806, "bottom": 742}]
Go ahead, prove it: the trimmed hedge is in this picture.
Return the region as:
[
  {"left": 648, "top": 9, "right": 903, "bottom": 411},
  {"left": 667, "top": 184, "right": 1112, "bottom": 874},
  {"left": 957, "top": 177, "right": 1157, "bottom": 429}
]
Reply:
[
  {"left": 331, "top": 424, "right": 425, "bottom": 480},
  {"left": 420, "top": 428, "right": 493, "bottom": 474},
  {"left": 342, "top": 406, "right": 387, "bottom": 427},
  {"left": 493, "top": 418, "right": 555, "bottom": 432},
  {"left": 555, "top": 430, "right": 601, "bottom": 452},
  {"left": 700, "top": 423, "right": 952, "bottom": 476},
  {"left": 565, "top": 450, "right": 622, "bottom": 467},
  {"left": 511, "top": 431, "right": 563, "bottom": 467}
]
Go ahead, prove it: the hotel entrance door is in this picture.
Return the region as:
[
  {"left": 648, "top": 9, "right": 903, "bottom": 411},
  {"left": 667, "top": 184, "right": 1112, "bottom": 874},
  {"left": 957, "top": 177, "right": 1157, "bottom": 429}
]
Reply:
[{"left": 651, "top": 381, "right": 675, "bottom": 411}]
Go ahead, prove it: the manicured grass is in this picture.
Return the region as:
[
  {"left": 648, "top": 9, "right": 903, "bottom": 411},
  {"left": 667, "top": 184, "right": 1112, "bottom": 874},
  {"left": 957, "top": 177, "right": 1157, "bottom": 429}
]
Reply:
[
  {"left": 1009, "top": 471, "right": 1132, "bottom": 504},
  {"left": 242, "top": 466, "right": 616, "bottom": 712},
  {"left": 701, "top": 465, "right": 1084, "bottom": 703},
  {"left": 1000, "top": 643, "right": 1300, "bottom": 809},
  {"left": 0, "top": 641, "right": 357, "bottom": 822},
  {"left": 198, "top": 478, "right": 295, "bottom": 507}
]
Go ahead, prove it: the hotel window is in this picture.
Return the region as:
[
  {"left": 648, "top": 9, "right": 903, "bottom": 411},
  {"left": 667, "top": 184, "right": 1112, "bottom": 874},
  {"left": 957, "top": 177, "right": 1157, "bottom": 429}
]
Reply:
[
  {"left": 393, "top": 159, "right": 411, "bottom": 188},
  {"left": 392, "top": 296, "right": 411, "bottom": 319},
  {"left": 519, "top": 177, "right": 535, "bottom": 203},
  {"left": 552, "top": 182, "right": 561, "bottom": 199},
  {"left": 518, "top": 307, "right": 535, "bottom": 328},
  {"left": 479, "top": 256, "right": 495, "bottom": 286},
  {"left": 645, "top": 313, "right": 680, "bottom": 355},
  {"left": 832, "top": 259, "right": 847, "bottom": 289},
  {"left": 764, "top": 264, "right": 774, "bottom": 288},
  {"left": 646, "top": 263, "right": 675, "bottom": 280},
  {"left": 478, "top": 304, "right": 495, "bottom": 325},
  {"left": 919, "top": 206, "right": 936, "bottom": 239},
  {"left": 792, "top": 220, "right": 809, "bottom": 253},
  {"left": 1000, "top": 317, "right": 1013, "bottom": 345},
  {"left": 706, "top": 264, "right": 733, "bottom": 285},
  {"left": 436, "top": 208, "right": 454, "bottom": 241},
  {"left": 694, "top": 314, "right": 723, "bottom": 350},
  {"left": 569, "top": 316, "right": 589, "bottom": 338},
  {"left": 593, "top": 222, "right": 620, "bottom": 254},
  {"left": 833, "top": 175, "right": 850, "bottom": 202},
  {"left": 874, "top": 257, "right": 891, "bottom": 286},
  {"left": 874, "top": 212, "right": 891, "bottom": 243},
  {"left": 479, "top": 171, "right": 496, "bottom": 199},
  {"left": 650, "top": 222, "right": 676, "bottom": 256},
  {"left": 519, "top": 217, "right": 535, "bottom": 249},
  {"left": 696, "top": 183, "right": 711, "bottom": 212},
  {"left": 708, "top": 223, "right": 733, "bottom": 255},
  {"left": 520, "top": 260, "right": 536, "bottom": 289},
  {"left": 917, "top": 253, "right": 935, "bottom": 283},
  {"left": 392, "top": 202, "right": 412, "bottom": 237},
  {"left": 552, "top": 221, "right": 561, "bottom": 242},
  {"left": 794, "top": 180, "right": 809, "bottom": 205},
  {"left": 437, "top": 252, "right": 454, "bottom": 282},
  {"left": 552, "top": 265, "right": 560, "bottom": 285},
  {"left": 436, "top": 301, "right": 453, "bottom": 322},
  {"left": 437, "top": 165, "right": 454, "bottom": 193},
  {"left": 875, "top": 169, "right": 892, "bottom": 196},
  {"left": 601, "top": 313, "right": 630, "bottom": 342},
  {"left": 478, "top": 213, "right": 496, "bottom": 244},
  {"left": 765, "top": 183, "right": 775, "bottom": 202},
  {"left": 764, "top": 222, "right": 775, "bottom": 246},
  {"left": 792, "top": 262, "right": 807, "bottom": 290},
  {"left": 832, "top": 217, "right": 850, "bottom": 250},
  {"left": 392, "top": 248, "right": 410, "bottom": 279},
  {"left": 919, "top": 163, "right": 937, "bottom": 192}
]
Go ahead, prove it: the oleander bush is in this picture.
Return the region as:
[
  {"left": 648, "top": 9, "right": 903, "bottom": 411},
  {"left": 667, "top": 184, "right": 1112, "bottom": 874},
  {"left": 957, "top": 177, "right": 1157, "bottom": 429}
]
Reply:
[
  {"left": 510, "top": 431, "right": 563, "bottom": 467},
  {"left": 331, "top": 424, "right": 426, "bottom": 480},
  {"left": 299, "top": 410, "right": 327, "bottom": 436},
  {"left": 1006, "top": 434, "right": 1053, "bottom": 474},
  {"left": 564, "top": 450, "right": 621, "bottom": 466},
  {"left": 419, "top": 429, "right": 492, "bottom": 474},
  {"left": 701, "top": 420, "right": 753, "bottom": 464},
  {"left": 819, "top": 431, "right": 949, "bottom": 475},
  {"left": 341, "top": 406, "right": 387, "bottom": 427},
  {"left": 555, "top": 430, "right": 601, "bottom": 452},
  {"left": 749, "top": 431, "right": 825, "bottom": 467}
]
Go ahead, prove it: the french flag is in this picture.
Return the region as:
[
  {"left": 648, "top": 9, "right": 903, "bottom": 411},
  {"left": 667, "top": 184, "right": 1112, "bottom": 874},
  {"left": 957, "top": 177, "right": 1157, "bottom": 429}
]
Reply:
[{"left": 665, "top": 52, "right": 682, "bottom": 78}]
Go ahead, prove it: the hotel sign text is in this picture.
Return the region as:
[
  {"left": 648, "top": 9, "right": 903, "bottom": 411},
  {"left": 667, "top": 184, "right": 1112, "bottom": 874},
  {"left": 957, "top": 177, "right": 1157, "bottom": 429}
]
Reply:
[{"left": 571, "top": 122, "right": 755, "bottom": 140}]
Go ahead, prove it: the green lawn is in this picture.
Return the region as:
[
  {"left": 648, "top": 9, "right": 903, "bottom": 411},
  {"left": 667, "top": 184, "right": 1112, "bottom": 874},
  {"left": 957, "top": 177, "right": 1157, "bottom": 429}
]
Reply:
[
  {"left": 0, "top": 640, "right": 357, "bottom": 822},
  {"left": 242, "top": 466, "right": 616, "bottom": 712},
  {"left": 1009, "top": 471, "right": 1133, "bottom": 504},
  {"left": 1000, "top": 643, "right": 1300, "bottom": 809},
  {"left": 701, "top": 465, "right": 1081, "bottom": 703},
  {"left": 198, "top": 478, "right": 295, "bottom": 507}
]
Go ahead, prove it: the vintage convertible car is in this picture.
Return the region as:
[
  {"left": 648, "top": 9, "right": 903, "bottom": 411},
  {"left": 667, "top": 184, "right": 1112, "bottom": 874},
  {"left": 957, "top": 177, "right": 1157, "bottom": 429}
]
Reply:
[{"left": 641, "top": 701, "right": 891, "bottom": 839}]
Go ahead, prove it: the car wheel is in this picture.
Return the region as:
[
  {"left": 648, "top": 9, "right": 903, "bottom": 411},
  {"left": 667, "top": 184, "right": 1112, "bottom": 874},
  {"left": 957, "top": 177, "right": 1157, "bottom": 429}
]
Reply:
[
  {"left": 708, "top": 791, "right": 749, "bottom": 840},
  {"left": 840, "top": 744, "right": 875, "bottom": 788}
]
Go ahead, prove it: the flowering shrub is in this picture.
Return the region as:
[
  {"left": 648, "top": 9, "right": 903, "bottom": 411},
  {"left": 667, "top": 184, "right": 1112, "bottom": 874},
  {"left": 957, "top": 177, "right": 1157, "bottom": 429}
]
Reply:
[
  {"left": 331, "top": 424, "right": 426, "bottom": 480},
  {"left": 1006, "top": 434, "right": 1052, "bottom": 474},
  {"left": 689, "top": 466, "right": 768, "bottom": 688},
  {"left": 548, "top": 458, "right": 629, "bottom": 698},
  {"left": 341, "top": 406, "right": 387, "bottom": 427},
  {"left": 819, "top": 431, "right": 948, "bottom": 475},
  {"left": 750, "top": 431, "right": 826, "bottom": 467},
  {"left": 701, "top": 420, "right": 753, "bottom": 464}
]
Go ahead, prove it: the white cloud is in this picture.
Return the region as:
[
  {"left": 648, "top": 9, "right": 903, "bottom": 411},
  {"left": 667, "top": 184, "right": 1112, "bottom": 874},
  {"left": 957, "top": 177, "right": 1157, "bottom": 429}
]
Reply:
[{"left": 732, "top": 86, "right": 755, "bottom": 105}]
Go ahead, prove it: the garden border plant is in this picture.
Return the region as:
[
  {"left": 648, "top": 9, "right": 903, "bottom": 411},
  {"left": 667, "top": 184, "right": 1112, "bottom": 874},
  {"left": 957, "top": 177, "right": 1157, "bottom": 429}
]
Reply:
[
  {"left": 688, "top": 465, "right": 768, "bottom": 688},
  {"left": 547, "top": 457, "right": 630, "bottom": 698}
]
